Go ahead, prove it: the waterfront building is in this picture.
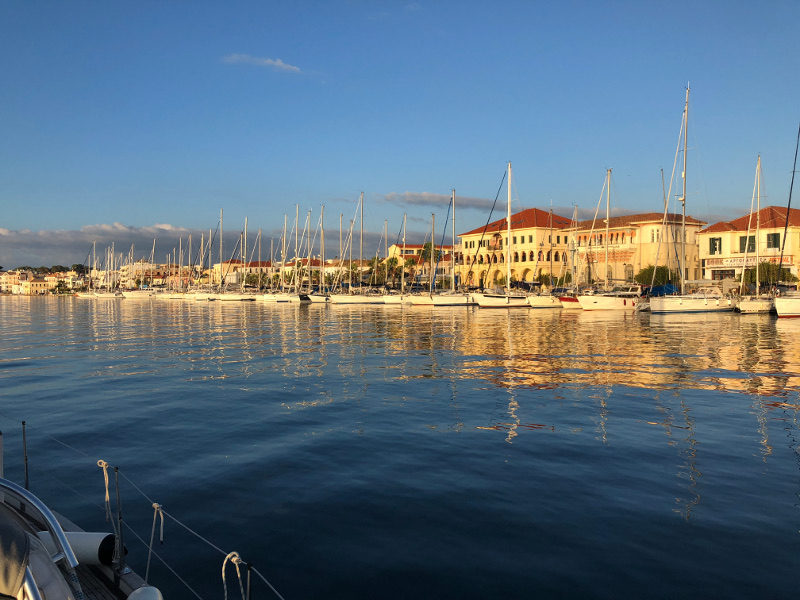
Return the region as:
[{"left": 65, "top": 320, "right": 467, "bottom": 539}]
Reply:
[
  {"left": 457, "top": 208, "right": 572, "bottom": 288},
  {"left": 697, "top": 206, "right": 800, "bottom": 281},
  {"left": 572, "top": 212, "right": 705, "bottom": 284}
]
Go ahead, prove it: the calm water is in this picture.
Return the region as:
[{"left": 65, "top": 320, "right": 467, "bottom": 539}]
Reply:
[{"left": 1, "top": 296, "right": 799, "bottom": 598}]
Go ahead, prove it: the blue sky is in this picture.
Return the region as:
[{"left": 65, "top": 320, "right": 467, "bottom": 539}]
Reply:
[{"left": 1, "top": 0, "right": 799, "bottom": 267}]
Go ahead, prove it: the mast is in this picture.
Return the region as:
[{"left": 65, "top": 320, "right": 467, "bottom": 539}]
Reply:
[
  {"left": 401, "top": 213, "right": 407, "bottom": 293},
  {"left": 320, "top": 206, "right": 325, "bottom": 293},
  {"left": 756, "top": 155, "right": 761, "bottom": 293},
  {"left": 219, "top": 209, "right": 223, "bottom": 288},
  {"left": 506, "top": 161, "right": 512, "bottom": 291},
  {"left": 359, "top": 192, "right": 364, "bottom": 291},
  {"left": 451, "top": 189, "right": 456, "bottom": 292},
  {"left": 384, "top": 219, "right": 388, "bottom": 288},
  {"left": 281, "top": 215, "right": 287, "bottom": 293},
  {"left": 605, "top": 168, "right": 611, "bottom": 289},
  {"left": 430, "top": 213, "right": 436, "bottom": 294},
  {"left": 339, "top": 213, "right": 343, "bottom": 289},
  {"left": 680, "top": 85, "right": 689, "bottom": 295}
]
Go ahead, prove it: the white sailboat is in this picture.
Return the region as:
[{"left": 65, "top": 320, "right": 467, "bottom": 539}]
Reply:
[
  {"left": 472, "top": 162, "right": 529, "bottom": 308},
  {"left": 411, "top": 194, "right": 474, "bottom": 306},
  {"left": 576, "top": 169, "right": 642, "bottom": 310},
  {"left": 649, "top": 86, "right": 734, "bottom": 314},
  {"left": 736, "top": 156, "right": 774, "bottom": 313},
  {"left": 384, "top": 214, "right": 413, "bottom": 304}
]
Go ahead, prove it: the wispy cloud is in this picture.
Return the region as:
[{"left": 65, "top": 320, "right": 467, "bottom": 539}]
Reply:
[
  {"left": 221, "top": 53, "right": 301, "bottom": 73},
  {"left": 380, "top": 192, "right": 494, "bottom": 211}
]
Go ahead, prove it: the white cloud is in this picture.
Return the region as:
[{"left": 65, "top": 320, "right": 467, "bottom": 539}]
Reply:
[
  {"left": 380, "top": 192, "right": 494, "bottom": 211},
  {"left": 221, "top": 53, "right": 301, "bottom": 73}
]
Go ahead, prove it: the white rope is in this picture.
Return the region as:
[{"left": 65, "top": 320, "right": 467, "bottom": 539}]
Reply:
[
  {"left": 145, "top": 502, "right": 165, "bottom": 584},
  {"left": 96, "top": 459, "right": 116, "bottom": 534},
  {"left": 222, "top": 551, "right": 246, "bottom": 600}
]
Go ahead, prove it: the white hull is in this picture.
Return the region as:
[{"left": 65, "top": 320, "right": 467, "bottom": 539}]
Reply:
[
  {"left": 736, "top": 296, "right": 774, "bottom": 314},
  {"left": 410, "top": 293, "right": 474, "bottom": 306},
  {"left": 471, "top": 292, "right": 529, "bottom": 308},
  {"left": 259, "top": 292, "right": 293, "bottom": 303},
  {"left": 383, "top": 294, "right": 413, "bottom": 305},
  {"left": 121, "top": 290, "right": 156, "bottom": 299},
  {"left": 329, "top": 293, "right": 386, "bottom": 304},
  {"left": 305, "top": 293, "right": 329, "bottom": 303},
  {"left": 649, "top": 295, "right": 733, "bottom": 313},
  {"left": 527, "top": 295, "right": 562, "bottom": 309},
  {"left": 774, "top": 296, "right": 800, "bottom": 317},
  {"left": 208, "top": 293, "right": 257, "bottom": 301},
  {"left": 577, "top": 294, "right": 640, "bottom": 311},
  {"left": 558, "top": 296, "right": 582, "bottom": 310}
]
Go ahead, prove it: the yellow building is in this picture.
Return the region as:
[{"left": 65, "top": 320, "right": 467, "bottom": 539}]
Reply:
[
  {"left": 572, "top": 212, "right": 705, "bottom": 284},
  {"left": 456, "top": 209, "right": 706, "bottom": 288},
  {"left": 698, "top": 205, "right": 800, "bottom": 281},
  {"left": 457, "top": 208, "right": 573, "bottom": 287}
]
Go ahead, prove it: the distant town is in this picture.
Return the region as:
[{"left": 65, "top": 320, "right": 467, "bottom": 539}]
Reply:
[{"left": 2, "top": 204, "right": 798, "bottom": 295}]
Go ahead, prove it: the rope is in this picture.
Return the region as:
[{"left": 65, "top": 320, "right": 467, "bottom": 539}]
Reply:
[
  {"left": 222, "top": 552, "right": 246, "bottom": 600},
  {"left": 146, "top": 503, "right": 165, "bottom": 584},
  {"left": 96, "top": 460, "right": 117, "bottom": 534}
]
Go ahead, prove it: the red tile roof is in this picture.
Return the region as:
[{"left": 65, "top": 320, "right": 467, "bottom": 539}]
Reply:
[
  {"left": 460, "top": 208, "right": 572, "bottom": 237},
  {"left": 575, "top": 212, "right": 704, "bottom": 230},
  {"left": 700, "top": 206, "right": 800, "bottom": 233}
]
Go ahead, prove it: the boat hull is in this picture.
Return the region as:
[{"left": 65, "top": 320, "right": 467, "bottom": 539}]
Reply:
[
  {"left": 649, "top": 295, "right": 733, "bottom": 313},
  {"left": 329, "top": 293, "right": 386, "bottom": 304},
  {"left": 410, "top": 293, "right": 474, "bottom": 306},
  {"left": 471, "top": 292, "right": 529, "bottom": 308},
  {"left": 576, "top": 295, "right": 640, "bottom": 310},
  {"left": 527, "top": 295, "right": 561, "bottom": 309},
  {"left": 736, "top": 297, "right": 774, "bottom": 314},
  {"left": 774, "top": 297, "right": 800, "bottom": 317}
]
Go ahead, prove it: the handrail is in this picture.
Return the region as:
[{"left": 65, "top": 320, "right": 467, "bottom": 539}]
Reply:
[{"left": 0, "top": 477, "right": 79, "bottom": 568}]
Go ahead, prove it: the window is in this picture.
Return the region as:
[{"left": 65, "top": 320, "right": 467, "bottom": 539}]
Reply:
[
  {"left": 557, "top": 236, "right": 561, "bottom": 244},
  {"left": 767, "top": 233, "right": 780, "bottom": 249},
  {"left": 625, "top": 264, "right": 634, "bottom": 281},
  {"left": 709, "top": 237, "right": 722, "bottom": 255},
  {"left": 528, "top": 235, "right": 533, "bottom": 243},
  {"left": 739, "top": 235, "right": 755, "bottom": 253}
]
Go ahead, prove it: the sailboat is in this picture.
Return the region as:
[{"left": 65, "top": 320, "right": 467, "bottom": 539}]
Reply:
[
  {"left": 649, "top": 86, "right": 733, "bottom": 314},
  {"left": 576, "top": 169, "right": 643, "bottom": 310},
  {"left": 383, "top": 214, "right": 413, "bottom": 304},
  {"left": 471, "top": 162, "right": 529, "bottom": 308},
  {"left": 736, "top": 156, "right": 774, "bottom": 313},
  {"left": 330, "top": 192, "right": 385, "bottom": 304},
  {"left": 772, "top": 124, "right": 800, "bottom": 317},
  {"left": 411, "top": 191, "right": 474, "bottom": 306}
]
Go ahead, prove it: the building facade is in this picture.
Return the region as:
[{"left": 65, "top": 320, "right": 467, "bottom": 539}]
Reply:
[{"left": 697, "top": 205, "right": 800, "bottom": 281}]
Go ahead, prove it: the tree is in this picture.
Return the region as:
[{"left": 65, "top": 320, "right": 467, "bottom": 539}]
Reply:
[
  {"left": 635, "top": 265, "right": 679, "bottom": 286},
  {"left": 385, "top": 257, "right": 399, "bottom": 287},
  {"left": 404, "top": 256, "right": 418, "bottom": 282},
  {"left": 743, "top": 262, "right": 797, "bottom": 287},
  {"left": 419, "top": 242, "right": 442, "bottom": 265},
  {"left": 71, "top": 264, "right": 88, "bottom": 275}
]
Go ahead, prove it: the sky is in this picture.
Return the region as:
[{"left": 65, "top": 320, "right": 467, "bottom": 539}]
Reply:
[{"left": 1, "top": 0, "right": 799, "bottom": 268}]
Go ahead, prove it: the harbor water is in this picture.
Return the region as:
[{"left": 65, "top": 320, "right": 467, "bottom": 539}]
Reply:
[{"left": 0, "top": 296, "right": 798, "bottom": 598}]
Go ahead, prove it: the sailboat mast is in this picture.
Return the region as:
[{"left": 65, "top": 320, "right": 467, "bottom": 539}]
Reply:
[
  {"left": 507, "top": 161, "right": 512, "bottom": 291},
  {"left": 605, "top": 169, "right": 611, "bottom": 289},
  {"left": 402, "top": 213, "right": 406, "bottom": 293},
  {"left": 680, "top": 85, "right": 690, "bottom": 295},
  {"left": 451, "top": 189, "right": 456, "bottom": 292},
  {"left": 321, "top": 205, "right": 325, "bottom": 293},
  {"left": 384, "top": 219, "right": 388, "bottom": 287},
  {"left": 756, "top": 155, "right": 761, "bottom": 293},
  {"left": 220, "top": 209, "right": 223, "bottom": 287},
  {"left": 359, "top": 192, "right": 364, "bottom": 291},
  {"left": 281, "top": 215, "right": 287, "bottom": 293},
  {"left": 430, "top": 213, "right": 435, "bottom": 294}
]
